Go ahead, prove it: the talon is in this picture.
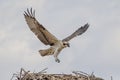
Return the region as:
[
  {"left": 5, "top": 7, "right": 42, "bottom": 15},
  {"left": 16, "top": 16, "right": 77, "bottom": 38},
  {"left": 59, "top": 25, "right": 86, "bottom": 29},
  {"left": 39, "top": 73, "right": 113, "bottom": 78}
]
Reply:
[{"left": 55, "top": 59, "right": 60, "bottom": 63}]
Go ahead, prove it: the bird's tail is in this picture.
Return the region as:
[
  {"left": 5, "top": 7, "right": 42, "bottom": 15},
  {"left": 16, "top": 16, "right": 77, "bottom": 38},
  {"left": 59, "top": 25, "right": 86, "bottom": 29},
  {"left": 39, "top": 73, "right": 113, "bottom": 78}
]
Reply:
[{"left": 39, "top": 47, "right": 54, "bottom": 56}]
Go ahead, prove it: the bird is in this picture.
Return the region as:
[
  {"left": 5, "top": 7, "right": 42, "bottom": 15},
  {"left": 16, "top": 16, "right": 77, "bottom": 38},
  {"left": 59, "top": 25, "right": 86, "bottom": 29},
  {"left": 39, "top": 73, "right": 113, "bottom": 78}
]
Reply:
[{"left": 24, "top": 8, "right": 89, "bottom": 63}]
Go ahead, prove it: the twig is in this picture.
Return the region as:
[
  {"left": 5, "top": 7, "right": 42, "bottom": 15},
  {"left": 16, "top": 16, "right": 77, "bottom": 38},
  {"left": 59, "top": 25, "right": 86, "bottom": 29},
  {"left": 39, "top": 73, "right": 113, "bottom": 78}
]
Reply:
[
  {"left": 111, "top": 76, "right": 113, "bottom": 80},
  {"left": 38, "top": 67, "right": 48, "bottom": 74}
]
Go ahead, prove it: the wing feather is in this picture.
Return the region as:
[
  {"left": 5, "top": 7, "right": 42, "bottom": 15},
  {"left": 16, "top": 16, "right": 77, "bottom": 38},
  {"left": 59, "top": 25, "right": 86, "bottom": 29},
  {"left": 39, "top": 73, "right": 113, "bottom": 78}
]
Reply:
[
  {"left": 24, "top": 8, "right": 58, "bottom": 46},
  {"left": 62, "top": 23, "right": 89, "bottom": 42}
]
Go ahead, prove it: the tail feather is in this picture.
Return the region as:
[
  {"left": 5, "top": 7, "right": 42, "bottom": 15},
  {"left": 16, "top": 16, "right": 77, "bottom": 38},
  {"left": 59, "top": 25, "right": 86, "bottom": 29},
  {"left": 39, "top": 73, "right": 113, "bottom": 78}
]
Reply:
[{"left": 39, "top": 47, "right": 54, "bottom": 56}]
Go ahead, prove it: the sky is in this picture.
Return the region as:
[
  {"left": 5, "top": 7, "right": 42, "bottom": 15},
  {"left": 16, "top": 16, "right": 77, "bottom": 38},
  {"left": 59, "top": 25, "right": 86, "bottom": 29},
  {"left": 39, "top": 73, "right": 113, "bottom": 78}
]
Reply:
[{"left": 0, "top": 0, "right": 120, "bottom": 80}]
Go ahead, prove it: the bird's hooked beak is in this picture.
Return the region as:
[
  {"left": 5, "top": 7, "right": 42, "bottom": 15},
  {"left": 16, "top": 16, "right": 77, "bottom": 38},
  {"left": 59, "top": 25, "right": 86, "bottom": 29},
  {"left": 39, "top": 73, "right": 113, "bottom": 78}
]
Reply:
[{"left": 67, "top": 43, "right": 70, "bottom": 47}]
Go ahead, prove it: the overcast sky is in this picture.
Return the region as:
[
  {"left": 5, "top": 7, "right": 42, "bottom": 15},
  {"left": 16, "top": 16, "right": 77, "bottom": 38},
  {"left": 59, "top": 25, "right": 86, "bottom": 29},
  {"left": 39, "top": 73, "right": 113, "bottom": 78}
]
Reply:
[{"left": 0, "top": 0, "right": 120, "bottom": 80}]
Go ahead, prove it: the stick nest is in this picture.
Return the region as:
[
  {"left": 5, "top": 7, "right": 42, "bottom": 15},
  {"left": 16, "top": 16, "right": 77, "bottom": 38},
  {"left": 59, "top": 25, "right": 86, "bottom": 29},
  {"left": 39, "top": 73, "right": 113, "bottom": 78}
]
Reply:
[{"left": 11, "top": 68, "right": 104, "bottom": 80}]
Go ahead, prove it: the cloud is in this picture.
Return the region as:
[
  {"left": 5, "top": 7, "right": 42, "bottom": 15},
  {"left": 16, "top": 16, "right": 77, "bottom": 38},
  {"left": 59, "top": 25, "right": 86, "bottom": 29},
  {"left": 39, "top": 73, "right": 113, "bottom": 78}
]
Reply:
[{"left": 0, "top": 0, "right": 120, "bottom": 80}]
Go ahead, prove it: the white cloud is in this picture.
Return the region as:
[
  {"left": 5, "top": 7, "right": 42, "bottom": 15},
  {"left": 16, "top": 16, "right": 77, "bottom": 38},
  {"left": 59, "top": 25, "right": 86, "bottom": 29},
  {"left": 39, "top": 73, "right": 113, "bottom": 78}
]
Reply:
[{"left": 0, "top": 0, "right": 120, "bottom": 80}]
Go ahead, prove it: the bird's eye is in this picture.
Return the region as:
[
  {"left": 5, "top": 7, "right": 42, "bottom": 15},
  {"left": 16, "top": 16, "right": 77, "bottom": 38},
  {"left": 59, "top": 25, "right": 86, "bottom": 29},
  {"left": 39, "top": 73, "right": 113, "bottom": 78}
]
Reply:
[{"left": 63, "top": 43, "right": 66, "bottom": 45}]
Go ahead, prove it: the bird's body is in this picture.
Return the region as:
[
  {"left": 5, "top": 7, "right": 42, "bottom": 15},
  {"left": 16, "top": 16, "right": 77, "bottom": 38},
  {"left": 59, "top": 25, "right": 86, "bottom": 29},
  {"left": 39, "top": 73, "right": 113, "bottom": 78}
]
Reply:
[
  {"left": 24, "top": 8, "right": 89, "bottom": 63},
  {"left": 39, "top": 40, "right": 66, "bottom": 62}
]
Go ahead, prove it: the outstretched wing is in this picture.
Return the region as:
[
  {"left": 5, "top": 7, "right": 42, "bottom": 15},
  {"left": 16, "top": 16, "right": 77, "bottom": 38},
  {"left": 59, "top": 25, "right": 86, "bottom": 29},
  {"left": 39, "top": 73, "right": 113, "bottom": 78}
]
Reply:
[
  {"left": 24, "top": 8, "right": 58, "bottom": 46},
  {"left": 62, "top": 23, "right": 89, "bottom": 42}
]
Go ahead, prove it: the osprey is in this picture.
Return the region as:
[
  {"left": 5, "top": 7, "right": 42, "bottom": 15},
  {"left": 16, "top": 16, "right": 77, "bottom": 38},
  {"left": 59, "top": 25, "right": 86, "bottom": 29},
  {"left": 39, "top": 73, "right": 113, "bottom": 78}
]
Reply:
[{"left": 24, "top": 8, "right": 89, "bottom": 63}]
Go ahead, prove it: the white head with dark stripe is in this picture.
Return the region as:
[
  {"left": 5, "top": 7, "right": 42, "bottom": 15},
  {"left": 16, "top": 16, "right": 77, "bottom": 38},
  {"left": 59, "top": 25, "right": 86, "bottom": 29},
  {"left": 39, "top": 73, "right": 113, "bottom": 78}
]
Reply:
[{"left": 62, "top": 41, "right": 70, "bottom": 47}]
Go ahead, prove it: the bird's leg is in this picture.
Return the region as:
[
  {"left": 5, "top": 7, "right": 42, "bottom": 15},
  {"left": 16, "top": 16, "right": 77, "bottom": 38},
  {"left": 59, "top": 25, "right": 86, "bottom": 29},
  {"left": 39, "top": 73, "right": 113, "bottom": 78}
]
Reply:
[
  {"left": 53, "top": 48, "right": 60, "bottom": 63},
  {"left": 54, "top": 53, "right": 60, "bottom": 63}
]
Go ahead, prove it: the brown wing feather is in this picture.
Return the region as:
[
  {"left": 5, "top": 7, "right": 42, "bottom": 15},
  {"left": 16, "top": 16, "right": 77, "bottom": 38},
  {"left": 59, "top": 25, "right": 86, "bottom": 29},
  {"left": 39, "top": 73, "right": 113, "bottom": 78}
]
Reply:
[
  {"left": 62, "top": 23, "right": 89, "bottom": 42},
  {"left": 24, "top": 8, "right": 58, "bottom": 46}
]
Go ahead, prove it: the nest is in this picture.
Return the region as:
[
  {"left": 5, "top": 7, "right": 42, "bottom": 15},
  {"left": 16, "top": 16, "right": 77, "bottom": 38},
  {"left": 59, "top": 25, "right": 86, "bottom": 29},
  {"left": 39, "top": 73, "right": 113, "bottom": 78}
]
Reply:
[{"left": 11, "top": 68, "right": 104, "bottom": 80}]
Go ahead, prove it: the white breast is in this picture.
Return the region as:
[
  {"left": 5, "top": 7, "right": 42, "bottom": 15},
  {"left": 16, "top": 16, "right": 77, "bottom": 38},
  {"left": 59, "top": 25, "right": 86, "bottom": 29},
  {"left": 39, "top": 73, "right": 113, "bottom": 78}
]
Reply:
[{"left": 53, "top": 40, "right": 64, "bottom": 52}]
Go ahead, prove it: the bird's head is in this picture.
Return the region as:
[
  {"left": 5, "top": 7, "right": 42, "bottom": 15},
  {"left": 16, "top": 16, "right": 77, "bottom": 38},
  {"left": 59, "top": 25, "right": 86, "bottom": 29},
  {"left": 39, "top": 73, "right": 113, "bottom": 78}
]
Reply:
[{"left": 62, "top": 41, "right": 70, "bottom": 47}]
